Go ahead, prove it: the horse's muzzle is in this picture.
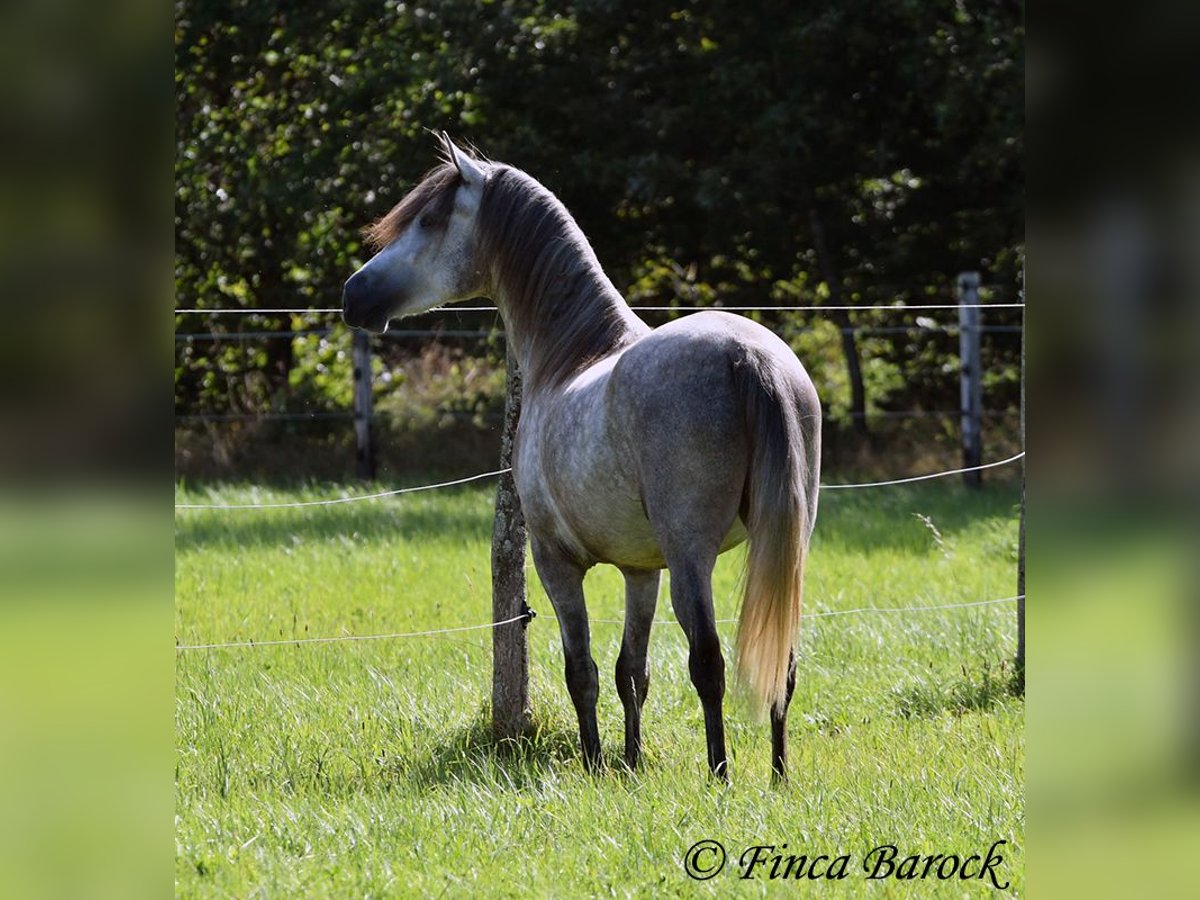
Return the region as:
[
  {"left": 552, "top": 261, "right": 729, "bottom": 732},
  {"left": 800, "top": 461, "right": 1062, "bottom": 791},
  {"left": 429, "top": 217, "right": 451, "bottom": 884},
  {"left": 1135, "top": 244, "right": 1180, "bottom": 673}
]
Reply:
[{"left": 341, "top": 273, "right": 391, "bottom": 333}]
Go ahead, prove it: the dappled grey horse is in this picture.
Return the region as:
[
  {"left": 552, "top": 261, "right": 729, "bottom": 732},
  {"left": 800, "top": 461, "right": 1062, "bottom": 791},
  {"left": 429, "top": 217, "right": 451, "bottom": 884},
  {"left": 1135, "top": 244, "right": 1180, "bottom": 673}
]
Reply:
[{"left": 343, "top": 135, "right": 820, "bottom": 782}]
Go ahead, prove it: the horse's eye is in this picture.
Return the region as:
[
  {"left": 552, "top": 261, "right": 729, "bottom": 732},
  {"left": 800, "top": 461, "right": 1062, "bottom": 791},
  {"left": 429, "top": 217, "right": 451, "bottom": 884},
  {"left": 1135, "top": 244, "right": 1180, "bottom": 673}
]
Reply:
[{"left": 418, "top": 213, "right": 436, "bottom": 229}]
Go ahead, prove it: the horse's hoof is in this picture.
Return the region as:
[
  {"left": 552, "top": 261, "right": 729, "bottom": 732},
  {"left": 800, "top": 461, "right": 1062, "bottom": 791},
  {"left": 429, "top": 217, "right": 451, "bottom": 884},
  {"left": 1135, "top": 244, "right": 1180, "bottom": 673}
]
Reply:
[{"left": 582, "top": 754, "right": 605, "bottom": 775}]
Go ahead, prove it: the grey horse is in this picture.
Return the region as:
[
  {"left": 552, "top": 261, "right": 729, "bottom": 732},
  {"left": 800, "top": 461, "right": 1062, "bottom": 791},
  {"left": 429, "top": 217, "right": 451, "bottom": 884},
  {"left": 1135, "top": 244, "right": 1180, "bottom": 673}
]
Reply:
[{"left": 343, "top": 135, "right": 821, "bottom": 782}]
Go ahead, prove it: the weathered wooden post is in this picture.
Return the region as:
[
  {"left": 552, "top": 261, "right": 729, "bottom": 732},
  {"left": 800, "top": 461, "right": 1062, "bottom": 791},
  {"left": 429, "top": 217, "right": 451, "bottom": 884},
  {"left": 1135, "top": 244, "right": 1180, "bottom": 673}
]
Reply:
[
  {"left": 491, "top": 347, "right": 530, "bottom": 739},
  {"left": 958, "top": 272, "right": 983, "bottom": 487},
  {"left": 352, "top": 329, "right": 375, "bottom": 480}
]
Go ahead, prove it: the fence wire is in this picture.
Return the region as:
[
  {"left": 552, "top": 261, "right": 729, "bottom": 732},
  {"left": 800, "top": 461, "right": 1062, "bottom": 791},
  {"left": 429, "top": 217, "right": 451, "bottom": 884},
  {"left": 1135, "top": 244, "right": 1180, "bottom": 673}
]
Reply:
[
  {"left": 175, "top": 302, "right": 1024, "bottom": 315},
  {"left": 175, "top": 595, "right": 1021, "bottom": 652},
  {"left": 174, "top": 468, "right": 512, "bottom": 510},
  {"left": 174, "top": 452, "right": 1023, "bottom": 510}
]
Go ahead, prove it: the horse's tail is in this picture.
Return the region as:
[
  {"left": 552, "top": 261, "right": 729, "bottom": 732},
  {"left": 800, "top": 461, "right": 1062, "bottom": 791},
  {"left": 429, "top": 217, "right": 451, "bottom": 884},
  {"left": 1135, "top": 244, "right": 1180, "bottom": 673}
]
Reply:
[{"left": 733, "top": 355, "right": 810, "bottom": 718}]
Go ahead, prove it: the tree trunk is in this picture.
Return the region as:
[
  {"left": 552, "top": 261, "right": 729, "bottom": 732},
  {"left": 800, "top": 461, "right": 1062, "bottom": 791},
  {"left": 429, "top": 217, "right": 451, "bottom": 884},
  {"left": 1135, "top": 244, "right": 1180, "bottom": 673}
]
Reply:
[
  {"left": 257, "top": 254, "right": 293, "bottom": 404},
  {"left": 807, "top": 205, "right": 867, "bottom": 433},
  {"left": 265, "top": 320, "right": 294, "bottom": 395}
]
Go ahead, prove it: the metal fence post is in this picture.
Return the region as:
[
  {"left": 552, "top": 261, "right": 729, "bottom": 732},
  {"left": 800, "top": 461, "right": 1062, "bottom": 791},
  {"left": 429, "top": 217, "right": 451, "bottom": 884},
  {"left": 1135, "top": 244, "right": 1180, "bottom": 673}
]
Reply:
[
  {"left": 1016, "top": 284, "right": 1025, "bottom": 691},
  {"left": 352, "top": 329, "right": 375, "bottom": 480},
  {"left": 958, "top": 272, "right": 983, "bottom": 487},
  {"left": 492, "top": 348, "right": 530, "bottom": 740}
]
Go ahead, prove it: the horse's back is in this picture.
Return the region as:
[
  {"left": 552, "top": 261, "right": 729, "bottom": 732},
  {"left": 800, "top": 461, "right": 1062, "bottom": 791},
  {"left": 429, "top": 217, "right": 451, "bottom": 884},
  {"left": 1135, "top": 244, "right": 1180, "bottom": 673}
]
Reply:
[{"left": 610, "top": 311, "right": 819, "bottom": 439}]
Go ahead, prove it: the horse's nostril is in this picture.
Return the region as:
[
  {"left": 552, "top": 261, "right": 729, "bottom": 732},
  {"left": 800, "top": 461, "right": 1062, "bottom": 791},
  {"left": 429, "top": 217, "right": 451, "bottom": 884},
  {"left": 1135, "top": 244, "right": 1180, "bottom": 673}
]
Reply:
[{"left": 342, "top": 273, "right": 368, "bottom": 324}]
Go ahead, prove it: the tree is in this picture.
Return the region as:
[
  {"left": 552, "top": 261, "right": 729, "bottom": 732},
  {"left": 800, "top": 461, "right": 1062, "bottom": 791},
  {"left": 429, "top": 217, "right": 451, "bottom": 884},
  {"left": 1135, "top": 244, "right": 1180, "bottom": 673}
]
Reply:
[{"left": 176, "top": 0, "right": 1023, "bottom": 431}]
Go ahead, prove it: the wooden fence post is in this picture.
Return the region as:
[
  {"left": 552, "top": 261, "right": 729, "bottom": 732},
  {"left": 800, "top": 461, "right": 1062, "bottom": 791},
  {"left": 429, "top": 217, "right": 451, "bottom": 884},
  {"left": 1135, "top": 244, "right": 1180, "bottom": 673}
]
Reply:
[
  {"left": 958, "top": 272, "right": 983, "bottom": 487},
  {"left": 352, "top": 329, "right": 375, "bottom": 480},
  {"left": 491, "top": 347, "right": 530, "bottom": 740}
]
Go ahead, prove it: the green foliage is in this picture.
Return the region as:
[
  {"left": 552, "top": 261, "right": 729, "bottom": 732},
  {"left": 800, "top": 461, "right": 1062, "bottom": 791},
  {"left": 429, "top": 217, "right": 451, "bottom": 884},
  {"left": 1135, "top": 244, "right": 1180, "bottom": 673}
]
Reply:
[
  {"left": 374, "top": 343, "right": 507, "bottom": 429},
  {"left": 175, "top": 0, "right": 1023, "bottom": 431},
  {"left": 287, "top": 329, "right": 355, "bottom": 409}
]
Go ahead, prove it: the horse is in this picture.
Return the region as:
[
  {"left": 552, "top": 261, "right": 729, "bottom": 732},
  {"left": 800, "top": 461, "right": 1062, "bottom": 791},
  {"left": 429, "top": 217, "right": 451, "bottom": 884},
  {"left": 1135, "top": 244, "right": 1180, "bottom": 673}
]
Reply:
[{"left": 342, "top": 135, "right": 821, "bottom": 782}]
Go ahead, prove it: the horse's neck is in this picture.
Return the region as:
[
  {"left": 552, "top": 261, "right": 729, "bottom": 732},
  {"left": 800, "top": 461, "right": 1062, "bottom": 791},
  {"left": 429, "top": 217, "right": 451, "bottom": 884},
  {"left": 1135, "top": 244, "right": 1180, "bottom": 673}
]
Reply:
[
  {"left": 488, "top": 213, "right": 647, "bottom": 392},
  {"left": 496, "top": 280, "right": 644, "bottom": 394}
]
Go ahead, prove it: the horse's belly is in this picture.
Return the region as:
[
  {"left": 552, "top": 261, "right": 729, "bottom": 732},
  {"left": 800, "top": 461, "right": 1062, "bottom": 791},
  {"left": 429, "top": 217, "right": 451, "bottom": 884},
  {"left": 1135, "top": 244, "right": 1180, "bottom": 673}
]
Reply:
[
  {"left": 583, "top": 513, "right": 744, "bottom": 571},
  {"left": 573, "top": 501, "right": 664, "bottom": 569},
  {"left": 532, "top": 494, "right": 739, "bottom": 571}
]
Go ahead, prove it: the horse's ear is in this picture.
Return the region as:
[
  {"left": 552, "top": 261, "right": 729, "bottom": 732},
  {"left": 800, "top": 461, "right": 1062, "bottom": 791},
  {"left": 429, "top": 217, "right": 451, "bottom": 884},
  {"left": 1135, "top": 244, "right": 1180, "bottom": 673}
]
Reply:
[{"left": 440, "top": 132, "right": 485, "bottom": 186}]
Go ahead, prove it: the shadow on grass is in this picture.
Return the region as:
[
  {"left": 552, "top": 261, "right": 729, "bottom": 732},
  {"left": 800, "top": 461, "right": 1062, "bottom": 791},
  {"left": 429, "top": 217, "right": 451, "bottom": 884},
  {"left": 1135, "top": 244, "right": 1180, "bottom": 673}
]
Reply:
[
  {"left": 174, "top": 487, "right": 494, "bottom": 553},
  {"left": 815, "top": 481, "right": 1020, "bottom": 555},
  {"left": 176, "top": 475, "right": 1020, "bottom": 556},
  {"left": 405, "top": 710, "right": 585, "bottom": 790},
  {"left": 891, "top": 660, "right": 1022, "bottom": 719}
]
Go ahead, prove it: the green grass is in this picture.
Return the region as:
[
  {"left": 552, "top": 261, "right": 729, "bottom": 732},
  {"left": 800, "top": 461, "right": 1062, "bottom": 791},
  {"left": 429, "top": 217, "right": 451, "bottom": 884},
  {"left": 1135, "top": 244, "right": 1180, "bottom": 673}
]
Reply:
[{"left": 175, "top": 479, "right": 1024, "bottom": 896}]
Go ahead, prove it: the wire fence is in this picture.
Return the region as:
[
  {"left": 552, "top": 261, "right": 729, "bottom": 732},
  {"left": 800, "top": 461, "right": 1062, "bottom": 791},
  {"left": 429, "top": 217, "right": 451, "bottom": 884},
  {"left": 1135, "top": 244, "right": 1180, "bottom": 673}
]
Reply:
[
  {"left": 174, "top": 292, "right": 1025, "bottom": 666},
  {"left": 174, "top": 451, "right": 1023, "bottom": 510},
  {"left": 175, "top": 328, "right": 499, "bottom": 341},
  {"left": 174, "top": 408, "right": 1016, "bottom": 425},
  {"left": 175, "top": 467, "right": 514, "bottom": 509},
  {"left": 174, "top": 302, "right": 1023, "bottom": 315},
  {"left": 174, "top": 300, "right": 1022, "bottom": 427},
  {"left": 174, "top": 324, "right": 1021, "bottom": 342},
  {"left": 175, "top": 594, "right": 1022, "bottom": 652}
]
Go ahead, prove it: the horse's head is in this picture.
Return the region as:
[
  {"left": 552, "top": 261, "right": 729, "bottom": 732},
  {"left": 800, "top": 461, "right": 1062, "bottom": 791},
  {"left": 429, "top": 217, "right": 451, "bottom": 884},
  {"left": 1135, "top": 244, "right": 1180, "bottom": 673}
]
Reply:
[{"left": 342, "top": 135, "right": 489, "bottom": 333}]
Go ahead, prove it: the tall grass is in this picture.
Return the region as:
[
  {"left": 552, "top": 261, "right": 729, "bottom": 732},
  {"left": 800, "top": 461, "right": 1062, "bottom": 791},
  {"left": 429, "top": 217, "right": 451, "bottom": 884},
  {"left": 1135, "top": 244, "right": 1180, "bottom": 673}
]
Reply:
[{"left": 175, "top": 479, "right": 1023, "bottom": 896}]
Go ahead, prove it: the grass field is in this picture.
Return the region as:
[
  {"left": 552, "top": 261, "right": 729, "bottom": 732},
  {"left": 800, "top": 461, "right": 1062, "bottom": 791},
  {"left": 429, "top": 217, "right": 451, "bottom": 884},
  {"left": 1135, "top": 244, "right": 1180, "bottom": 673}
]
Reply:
[{"left": 175, "top": 477, "right": 1024, "bottom": 896}]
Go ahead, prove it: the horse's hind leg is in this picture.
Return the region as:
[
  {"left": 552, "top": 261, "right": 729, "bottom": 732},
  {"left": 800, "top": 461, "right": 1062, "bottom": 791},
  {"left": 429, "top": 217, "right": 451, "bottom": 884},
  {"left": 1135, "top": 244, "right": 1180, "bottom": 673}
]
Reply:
[
  {"left": 530, "top": 538, "right": 602, "bottom": 771},
  {"left": 770, "top": 649, "right": 798, "bottom": 783},
  {"left": 616, "top": 568, "right": 660, "bottom": 770},
  {"left": 666, "top": 552, "right": 729, "bottom": 781}
]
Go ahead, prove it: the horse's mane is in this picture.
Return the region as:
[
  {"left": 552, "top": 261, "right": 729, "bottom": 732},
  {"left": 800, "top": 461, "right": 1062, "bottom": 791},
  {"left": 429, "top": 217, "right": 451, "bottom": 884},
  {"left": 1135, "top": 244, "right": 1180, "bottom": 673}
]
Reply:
[
  {"left": 363, "top": 163, "right": 460, "bottom": 252},
  {"left": 478, "top": 165, "right": 638, "bottom": 390}
]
